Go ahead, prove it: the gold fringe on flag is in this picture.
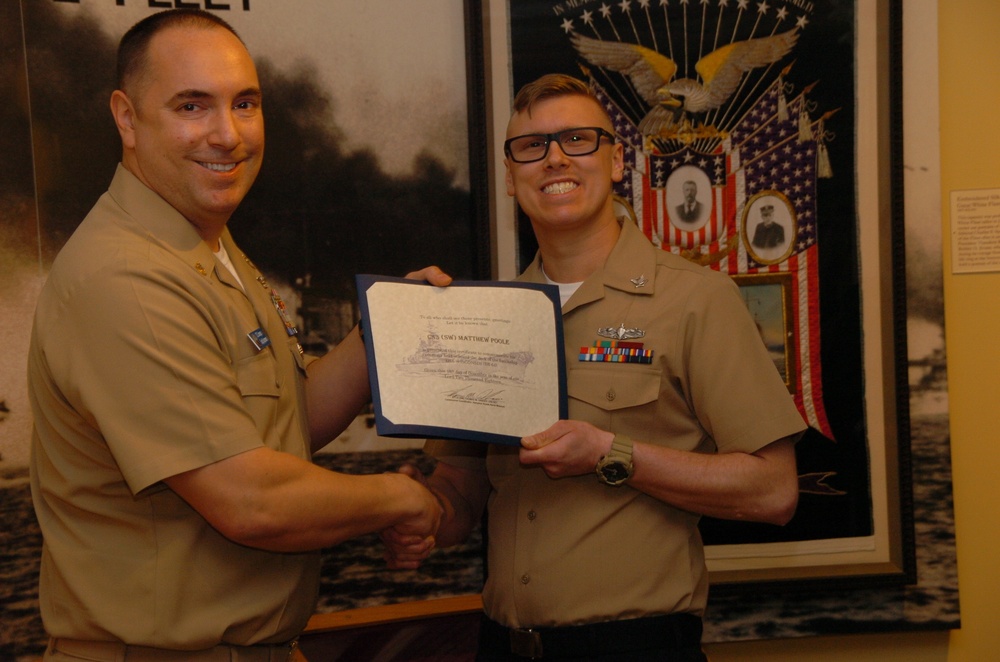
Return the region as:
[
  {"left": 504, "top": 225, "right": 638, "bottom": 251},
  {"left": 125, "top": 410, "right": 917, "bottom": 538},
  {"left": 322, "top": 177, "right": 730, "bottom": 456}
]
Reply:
[{"left": 799, "top": 102, "right": 813, "bottom": 142}]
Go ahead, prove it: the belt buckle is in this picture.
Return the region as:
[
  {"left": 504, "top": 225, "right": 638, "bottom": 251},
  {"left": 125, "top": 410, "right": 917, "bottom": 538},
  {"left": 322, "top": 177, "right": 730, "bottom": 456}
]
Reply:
[{"left": 509, "top": 628, "right": 543, "bottom": 659}]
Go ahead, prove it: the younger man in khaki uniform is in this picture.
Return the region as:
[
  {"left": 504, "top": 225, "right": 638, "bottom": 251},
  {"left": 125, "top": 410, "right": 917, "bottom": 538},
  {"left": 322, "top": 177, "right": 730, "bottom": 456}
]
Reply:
[{"left": 384, "top": 74, "right": 806, "bottom": 661}]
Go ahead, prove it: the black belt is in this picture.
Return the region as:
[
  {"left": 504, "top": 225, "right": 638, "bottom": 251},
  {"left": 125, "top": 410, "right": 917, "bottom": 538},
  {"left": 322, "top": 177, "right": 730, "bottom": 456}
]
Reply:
[{"left": 478, "top": 612, "right": 703, "bottom": 659}]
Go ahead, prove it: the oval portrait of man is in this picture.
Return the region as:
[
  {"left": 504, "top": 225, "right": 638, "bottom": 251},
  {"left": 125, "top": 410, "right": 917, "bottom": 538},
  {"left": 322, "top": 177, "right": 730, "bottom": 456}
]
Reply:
[
  {"left": 742, "top": 191, "right": 796, "bottom": 264},
  {"left": 667, "top": 165, "right": 712, "bottom": 232}
]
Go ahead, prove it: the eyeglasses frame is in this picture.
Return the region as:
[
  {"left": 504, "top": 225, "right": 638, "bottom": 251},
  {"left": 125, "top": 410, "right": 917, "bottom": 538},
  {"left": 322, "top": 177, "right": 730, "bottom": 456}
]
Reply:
[{"left": 503, "top": 127, "right": 617, "bottom": 164}]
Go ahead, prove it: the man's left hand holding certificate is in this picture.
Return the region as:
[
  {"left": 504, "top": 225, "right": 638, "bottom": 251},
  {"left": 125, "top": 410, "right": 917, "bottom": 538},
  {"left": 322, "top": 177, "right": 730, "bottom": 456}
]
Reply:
[{"left": 356, "top": 275, "right": 568, "bottom": 445}]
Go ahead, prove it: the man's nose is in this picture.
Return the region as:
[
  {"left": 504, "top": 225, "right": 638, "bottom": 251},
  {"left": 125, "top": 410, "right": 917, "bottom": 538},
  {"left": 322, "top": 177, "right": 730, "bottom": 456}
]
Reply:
[
  {"left": 208, "top": 109, "right": 241, "bottom": 147},
  {"left": 543, "top": 139, "right": 571, "bottom": 166}
]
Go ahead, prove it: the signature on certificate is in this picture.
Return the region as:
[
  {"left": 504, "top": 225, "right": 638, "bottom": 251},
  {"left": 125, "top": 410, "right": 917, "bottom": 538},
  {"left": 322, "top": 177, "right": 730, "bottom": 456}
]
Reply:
[{"left": 442, "top": 385, "right": 507, "bottom": 407}]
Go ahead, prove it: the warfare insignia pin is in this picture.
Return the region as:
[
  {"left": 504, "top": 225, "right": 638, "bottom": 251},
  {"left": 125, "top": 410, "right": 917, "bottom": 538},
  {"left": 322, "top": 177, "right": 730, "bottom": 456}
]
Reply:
[{"left": 597, "top": 323, "right": 645, "bottom": 340}]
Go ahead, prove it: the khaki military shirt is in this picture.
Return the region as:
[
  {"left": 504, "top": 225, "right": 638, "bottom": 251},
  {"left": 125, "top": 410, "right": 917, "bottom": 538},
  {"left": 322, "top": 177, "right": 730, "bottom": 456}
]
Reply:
[
  {"left": 29, "top": 166, "right": 318, "bottom": 648},
  {"left": 428, "top": 220, "right": 806, "bottom": 628}
]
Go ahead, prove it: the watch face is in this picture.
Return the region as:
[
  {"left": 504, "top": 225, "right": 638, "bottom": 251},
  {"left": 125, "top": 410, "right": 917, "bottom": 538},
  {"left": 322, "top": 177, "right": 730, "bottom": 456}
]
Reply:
[{"left": 599, "top": 461, "right": 630, "bottom": 484}]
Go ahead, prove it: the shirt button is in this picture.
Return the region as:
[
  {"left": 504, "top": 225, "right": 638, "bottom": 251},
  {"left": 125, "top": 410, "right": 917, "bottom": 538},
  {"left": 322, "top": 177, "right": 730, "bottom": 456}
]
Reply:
[
  {"left": 527, "top": 510, "right": 536, "bottom": 521},
  {"left": 521, "top": 575, "right": 530, "bottom": 585},
  {"left": 606, "top": 388, "right": 616, "bottom": 402}
]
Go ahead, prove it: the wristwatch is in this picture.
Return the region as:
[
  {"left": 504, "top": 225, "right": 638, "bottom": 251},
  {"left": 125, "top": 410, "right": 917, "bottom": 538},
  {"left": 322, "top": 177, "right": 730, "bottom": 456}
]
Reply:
[{"left": 595, "top": 434, "right": 634, "bottom": 486}]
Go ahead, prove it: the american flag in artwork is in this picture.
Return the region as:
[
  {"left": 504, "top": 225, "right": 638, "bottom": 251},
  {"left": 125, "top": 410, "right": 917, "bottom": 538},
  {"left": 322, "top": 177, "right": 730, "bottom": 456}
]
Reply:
[
  {"left": 594, "top": 77, "right": 835, "bottom": 439},
  {"left": 544, "top": 0, "right": 841, "bottom": 439}
]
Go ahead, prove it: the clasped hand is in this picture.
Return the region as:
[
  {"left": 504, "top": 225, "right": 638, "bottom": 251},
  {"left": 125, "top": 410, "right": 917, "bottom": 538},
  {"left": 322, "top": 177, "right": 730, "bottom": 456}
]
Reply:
[
  {"left": 380, "top": 420, "right": 614, "bottom": 569},
  {"left": 381, "top": 464, "right": 440, "bottom": 569}
]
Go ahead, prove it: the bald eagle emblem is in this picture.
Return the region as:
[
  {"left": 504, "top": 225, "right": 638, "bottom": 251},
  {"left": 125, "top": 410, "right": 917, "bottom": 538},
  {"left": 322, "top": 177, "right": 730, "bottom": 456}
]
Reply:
[{"left": 570, "top": 29, "right": 798, "bottom": 139}]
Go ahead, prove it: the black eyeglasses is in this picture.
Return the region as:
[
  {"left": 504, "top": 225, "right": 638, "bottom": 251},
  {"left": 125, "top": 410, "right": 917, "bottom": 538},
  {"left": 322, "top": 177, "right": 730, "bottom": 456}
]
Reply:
[{"left": 504, "top": 127, "right": 616, "bottom": 163}]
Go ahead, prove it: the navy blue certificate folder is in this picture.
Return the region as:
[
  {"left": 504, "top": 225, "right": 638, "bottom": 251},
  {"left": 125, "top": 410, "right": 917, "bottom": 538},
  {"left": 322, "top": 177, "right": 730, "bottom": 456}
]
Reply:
[{"left": 356, "top": 274, "right": 567, "bottom": 445}]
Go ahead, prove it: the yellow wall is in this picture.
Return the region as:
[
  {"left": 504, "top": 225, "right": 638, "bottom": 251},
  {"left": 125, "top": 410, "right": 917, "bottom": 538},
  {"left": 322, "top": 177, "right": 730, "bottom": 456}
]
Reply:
[{"left": 704, "top": 2, "right": 1000, "bottom": 659}]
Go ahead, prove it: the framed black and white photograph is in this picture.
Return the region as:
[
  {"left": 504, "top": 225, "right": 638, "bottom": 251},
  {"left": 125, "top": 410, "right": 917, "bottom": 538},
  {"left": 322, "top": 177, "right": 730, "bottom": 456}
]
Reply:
[{"left": 742, "top": 191, "right": 797, "bottom": 265}]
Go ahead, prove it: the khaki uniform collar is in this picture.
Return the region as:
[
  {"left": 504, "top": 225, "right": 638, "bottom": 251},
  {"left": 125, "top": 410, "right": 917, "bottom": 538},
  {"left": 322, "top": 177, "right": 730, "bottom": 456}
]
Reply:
[
  {"left": 107, "top": 163, "right": 236, "bottom": 285},
  {"left": 521, "top": 220, "right": 657, "bottom": 313}
]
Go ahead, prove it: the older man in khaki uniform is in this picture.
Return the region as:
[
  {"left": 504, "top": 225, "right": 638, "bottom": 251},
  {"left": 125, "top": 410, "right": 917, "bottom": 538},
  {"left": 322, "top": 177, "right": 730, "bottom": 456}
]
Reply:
[{"left": 29, "top": 9, "right": 446, "bottom": 661}]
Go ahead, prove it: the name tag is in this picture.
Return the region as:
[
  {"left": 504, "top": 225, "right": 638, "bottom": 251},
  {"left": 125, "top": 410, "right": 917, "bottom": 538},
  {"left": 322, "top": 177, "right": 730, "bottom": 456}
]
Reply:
[{"left": 248, "top": 327, "right": 272, "bottom": 351}]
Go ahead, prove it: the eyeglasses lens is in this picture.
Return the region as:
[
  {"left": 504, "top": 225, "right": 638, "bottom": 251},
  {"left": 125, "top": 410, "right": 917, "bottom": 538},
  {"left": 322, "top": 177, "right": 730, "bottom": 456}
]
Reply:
[{"left": 508, "top": 128, "right": 606, "bottom": 163}]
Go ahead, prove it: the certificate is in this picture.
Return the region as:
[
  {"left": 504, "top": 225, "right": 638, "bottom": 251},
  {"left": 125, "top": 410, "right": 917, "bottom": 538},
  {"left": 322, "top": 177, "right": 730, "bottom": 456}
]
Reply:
[{"left": 356, "top": 275, "right": 568, "bottom": 445}]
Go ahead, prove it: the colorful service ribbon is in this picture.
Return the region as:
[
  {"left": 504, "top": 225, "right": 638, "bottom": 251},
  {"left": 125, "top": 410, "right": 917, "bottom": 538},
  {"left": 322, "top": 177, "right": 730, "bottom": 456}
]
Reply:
[{"left": 579, "top": 340, "right": 653, "bottom": 364}]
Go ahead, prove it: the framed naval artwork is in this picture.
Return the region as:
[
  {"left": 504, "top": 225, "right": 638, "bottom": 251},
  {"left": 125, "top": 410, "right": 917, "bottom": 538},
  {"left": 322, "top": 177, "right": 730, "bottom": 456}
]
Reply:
[
  {"left": 732, "top": 273, "right": 797, "bottom": 391},
  {"left": 2, "top": 2, "right": 491, "bottom": 658},
  {"left": 475, "top": 0, "right": 959, "bottom": 640}
]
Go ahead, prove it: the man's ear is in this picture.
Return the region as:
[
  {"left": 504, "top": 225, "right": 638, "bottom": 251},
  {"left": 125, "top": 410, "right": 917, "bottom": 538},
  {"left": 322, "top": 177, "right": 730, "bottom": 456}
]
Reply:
[
  {"left": 109, "top": 90, "right": 137, "bottom": 150},
  {"left": 504, "top": 158, "right": 516, "bottom": 197},
  {"left": 611, "top": 143, "right": 625, "bottom": 183}
]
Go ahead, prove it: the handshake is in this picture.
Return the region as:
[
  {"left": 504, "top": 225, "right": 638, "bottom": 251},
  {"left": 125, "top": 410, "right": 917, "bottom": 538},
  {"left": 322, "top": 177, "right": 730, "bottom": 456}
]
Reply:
[
  {"left": 378, "top": 419, "right": 619, "bottom": 569},
  {"left": 379, "top": 463, "right": 448, "bottom": 570}
]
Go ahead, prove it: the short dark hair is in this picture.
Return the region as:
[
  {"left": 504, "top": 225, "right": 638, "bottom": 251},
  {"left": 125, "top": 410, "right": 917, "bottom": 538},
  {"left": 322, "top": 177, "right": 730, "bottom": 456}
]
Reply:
[
  {"left": 511, "top": 73, "right": 609, "bottom": 123},
  {"left": 116, "top": 9, "right": 243, "bottom": 93}
]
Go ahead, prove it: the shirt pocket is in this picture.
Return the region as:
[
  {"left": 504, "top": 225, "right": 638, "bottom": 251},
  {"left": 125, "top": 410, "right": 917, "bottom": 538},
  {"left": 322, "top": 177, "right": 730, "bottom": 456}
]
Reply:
[
  {"left": 567, "top": 364, "right": 661, "bottom": 412},
  {"left": 235, "top": 351, "right": 281, "bottom": 398}
]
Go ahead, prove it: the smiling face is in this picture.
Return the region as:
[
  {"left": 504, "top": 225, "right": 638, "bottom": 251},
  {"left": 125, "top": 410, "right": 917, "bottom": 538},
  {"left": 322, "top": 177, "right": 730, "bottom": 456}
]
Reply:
[
  {"left": 111, "top": 24, "right": 263, "bottom": 241},
  {"left": 504, "top": 94, "right": 623, "bottom": 236}
]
